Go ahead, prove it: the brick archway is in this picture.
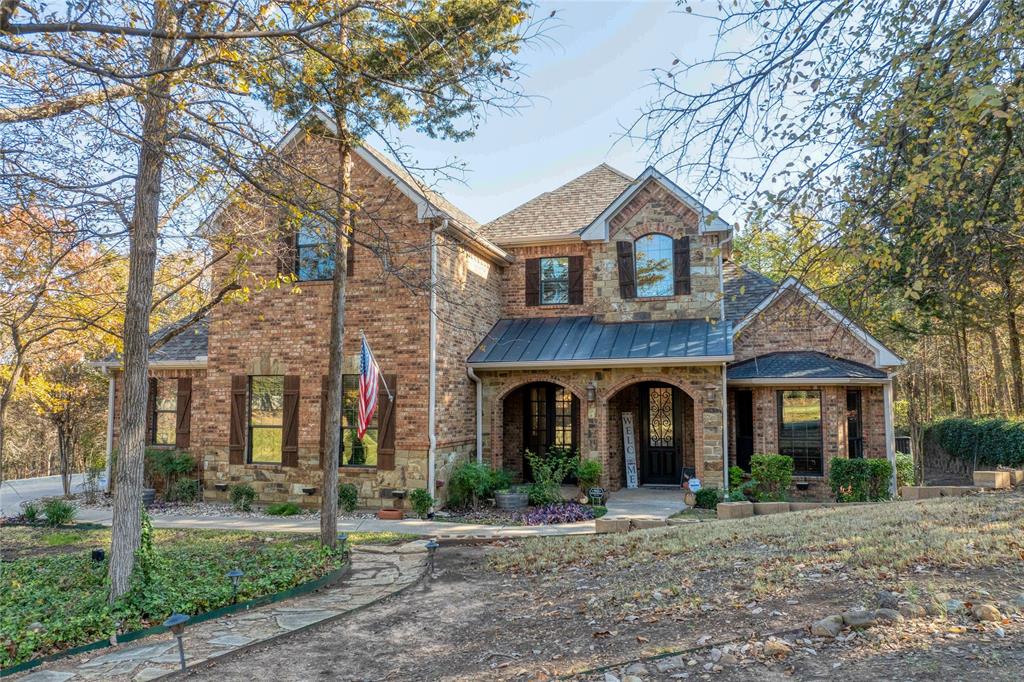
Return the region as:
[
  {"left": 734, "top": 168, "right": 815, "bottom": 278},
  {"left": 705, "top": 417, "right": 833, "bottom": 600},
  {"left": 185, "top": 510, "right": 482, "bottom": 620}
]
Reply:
[{"left": 487, "top": 374, "right": 590, "bottom": 473}]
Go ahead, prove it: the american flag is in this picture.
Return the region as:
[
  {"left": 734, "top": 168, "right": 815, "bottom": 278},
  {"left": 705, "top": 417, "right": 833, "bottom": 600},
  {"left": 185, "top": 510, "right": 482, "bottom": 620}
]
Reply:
[{"left": 357, "top": 335, "right": 381, "bottom": 440}]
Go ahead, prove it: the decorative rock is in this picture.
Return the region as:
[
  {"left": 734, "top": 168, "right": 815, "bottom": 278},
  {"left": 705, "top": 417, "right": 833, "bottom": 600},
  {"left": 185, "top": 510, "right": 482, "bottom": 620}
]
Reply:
[
  {"left": 719, "top": 653, "right": 738, "bottom": 666},
  {"left": 810, "top": 615, "right": 844, "bottom": 638},
  {"left": 873, "top": 608, "right": 904, "bottom": 623},
  {"left": 972, "top": 604, "right": 1002, "bottom": 622},
  {"left": 899, "top": 603, "right": 927, "bottom": 619},
  {"left": 624, "top": 663, "right": 649, "bottom": 676},
  {"left": 842, "top": 609, "right": 876, "bottom": 628},
  {"left": 944, "top": 599, "right": 966, "bottom": 615},
  {"left": 622, "top": 676, "right": 643, "bottom": 682},
  {"left": 1013, "top": 594, "right": 1024, "bottom": 610},
  {"left": 603, "top": 674, "right": 621, "bottom": 682},
  {"left": 709, "top": 647, "right": 722, "bottom": 662},
  {"left": 877, "top": 590, "right": 900, "bottom": 610},
  {"left": 763, "top": 640, "right": 792, "bottom": 657},
  {"left": 655, "top": 656, "right": 684, "bottom": 672}
]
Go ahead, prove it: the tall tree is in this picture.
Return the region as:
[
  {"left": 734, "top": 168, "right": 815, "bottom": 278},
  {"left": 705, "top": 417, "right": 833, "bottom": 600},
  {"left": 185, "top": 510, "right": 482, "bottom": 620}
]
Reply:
[{"left": 260, "top": 0, "right": 534, "bottom": 547}]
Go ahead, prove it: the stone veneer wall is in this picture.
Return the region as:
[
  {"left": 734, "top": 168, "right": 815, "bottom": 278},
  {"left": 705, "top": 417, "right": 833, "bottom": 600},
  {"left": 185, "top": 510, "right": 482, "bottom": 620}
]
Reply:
[
  {"left": 478, "top": 364, "right": 727, "bottom": 491},
  {"left": 590, "top": 180, "right": 722, "bottom": 323}
]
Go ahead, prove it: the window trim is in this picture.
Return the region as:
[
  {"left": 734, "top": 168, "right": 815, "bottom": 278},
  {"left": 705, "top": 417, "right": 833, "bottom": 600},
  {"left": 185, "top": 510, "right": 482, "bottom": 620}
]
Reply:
[
  {"left": 633, "top": 233, "right": 675, "bottom": 298},
  {"left": 776, "top": 389, "right": 824, "bottom": 476},
  {"left": 247, "top": 375, "right": 284, "bottom": 464},
  {"left": 150, "top": 379, "right": 177, "bottom": 447},
  {"left": 538, "top": 256, "right": 570, "bottom": 306}
]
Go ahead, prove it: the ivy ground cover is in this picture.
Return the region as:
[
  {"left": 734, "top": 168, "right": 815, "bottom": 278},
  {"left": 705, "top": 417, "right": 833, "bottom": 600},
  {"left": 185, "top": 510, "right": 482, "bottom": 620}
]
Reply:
[{"left": 0, "top": 526, "right": 411, "bottom": 668}]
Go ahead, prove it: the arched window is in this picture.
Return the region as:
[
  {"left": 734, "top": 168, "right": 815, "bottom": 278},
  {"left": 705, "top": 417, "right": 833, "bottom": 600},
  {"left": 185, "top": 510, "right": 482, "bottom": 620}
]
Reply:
[{"left": 634, "top": 234, "right": 674, "bottom": 297}]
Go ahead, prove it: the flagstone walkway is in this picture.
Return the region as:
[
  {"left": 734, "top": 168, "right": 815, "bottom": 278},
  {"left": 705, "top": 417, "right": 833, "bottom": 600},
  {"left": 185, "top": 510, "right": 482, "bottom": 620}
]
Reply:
[{"left": 13, "top": 541, "right": 431, "bottom": 682}]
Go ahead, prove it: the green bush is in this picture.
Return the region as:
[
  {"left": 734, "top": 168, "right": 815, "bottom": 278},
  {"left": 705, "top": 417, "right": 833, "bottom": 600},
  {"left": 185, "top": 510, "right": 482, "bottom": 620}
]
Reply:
[
  {"left": 726, "top": 488, "right": 748, "bottom": 502},
  {"left": 21, "top": 502, "right": 40, "bottom": 522},
  {"left": 266, "top": 502, "right": 302, "bottom": 516},
  {"left": 829, "top": 457, "right": 893, "bottom": 502},
  {"left": 338, "top": 483, "right": 359, "bottom": 512},
  {"left": 229, "top": 483, "right": 257, "bottom": 512},
  {"left": 524, "top": 447, "right": 576, "bottom": 506},
  {"left": 728, "top": 466, "right": 746, "bottom": 491},
  {"left": 144, "top": 448, "right": 196, "bottom": 497},
  {"left": 928, "top": 417, "right": 1024, "bottom": 468},
  {"left": 447, "top": 461, "right": 512, "bottom": 509},
  {"left": 750, "top": 454, "right": 793, "bottom": 501},
  {"left": 409, "top": 488, "right": 433, "bottom": 518},
  {"left": 694, "top": 487, "right": 723, "bottom": 509},
  {"left": 895, "top": 452, "right": 915, "bottom": 488},
  {"left": 168, "top": 478, "right": 200, "bottom": 504},
  {"left": 575, "top": 458, "right": 603, "bottom": 496},
  {"left": 42, "top": 499, "right": 77, "bottom": 526}
]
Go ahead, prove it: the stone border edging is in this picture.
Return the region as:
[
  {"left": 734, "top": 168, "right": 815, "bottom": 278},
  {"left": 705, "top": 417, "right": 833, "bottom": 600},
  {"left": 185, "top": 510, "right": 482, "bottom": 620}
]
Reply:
[
  {"left": 0, "top": 561, "right": 353, "bottom": 678},
  {"left": 168, "top": 546, "right": 430, "bottom": 680}
]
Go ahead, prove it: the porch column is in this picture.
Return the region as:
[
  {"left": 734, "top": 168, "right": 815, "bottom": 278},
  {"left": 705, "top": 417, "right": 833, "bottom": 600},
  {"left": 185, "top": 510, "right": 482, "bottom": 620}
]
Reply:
[
  {"left": 721, "top": 363, "right": 729, "bottom": 492},
  {"left": 883, "top": 378, "right": 896, "bottom": 496}
]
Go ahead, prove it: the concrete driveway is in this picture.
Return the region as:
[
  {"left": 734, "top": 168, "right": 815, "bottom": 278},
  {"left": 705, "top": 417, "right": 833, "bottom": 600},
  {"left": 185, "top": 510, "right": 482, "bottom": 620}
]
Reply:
[{"left": 0, "top": 473, "right": 88, "bottom": 515}]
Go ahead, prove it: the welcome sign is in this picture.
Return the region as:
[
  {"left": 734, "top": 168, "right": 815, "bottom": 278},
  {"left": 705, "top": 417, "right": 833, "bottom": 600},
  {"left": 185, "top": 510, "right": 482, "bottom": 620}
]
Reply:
[{"left": 622, "top": 412, "right": 638, "bottom": 489}]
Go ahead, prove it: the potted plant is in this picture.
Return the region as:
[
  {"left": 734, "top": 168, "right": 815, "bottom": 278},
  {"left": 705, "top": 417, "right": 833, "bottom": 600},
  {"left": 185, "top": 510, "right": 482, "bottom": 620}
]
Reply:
[{"left": 494, "top": 485, "right": 528, "bottom": 510}]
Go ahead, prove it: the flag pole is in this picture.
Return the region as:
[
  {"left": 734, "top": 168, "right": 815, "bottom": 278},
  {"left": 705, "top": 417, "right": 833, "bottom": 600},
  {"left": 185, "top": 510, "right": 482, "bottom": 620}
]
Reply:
[{"left": 360, "top": 330, "right": 393, "bottom": 399}]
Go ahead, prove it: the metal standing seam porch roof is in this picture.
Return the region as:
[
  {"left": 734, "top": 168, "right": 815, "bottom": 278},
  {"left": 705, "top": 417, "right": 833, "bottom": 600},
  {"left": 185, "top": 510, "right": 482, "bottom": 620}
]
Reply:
[{"left": 468, "top": 316, "right": 733, "bottom": 369}]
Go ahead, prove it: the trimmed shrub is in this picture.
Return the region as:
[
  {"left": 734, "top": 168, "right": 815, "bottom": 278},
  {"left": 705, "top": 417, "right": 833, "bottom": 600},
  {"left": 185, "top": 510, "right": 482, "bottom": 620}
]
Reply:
[
  {"left": 895, "top": 452, "right": 915, "bottom": 488},
  {"left": 830, "top": 457, "right": 893, "bottom": 502},
  {"left": 927, "top": 417, "right": 1024, "bottom": 468},
  {"left": 447, "top": 461, "right": 512, "bottom": 509},
  {"left": 168, "top": 478, "right": 200, "bottom": 504},
  {"left": 338, "top": 483, "right": 359, "bottom": 512},
  {"left": 266, "top": 502, "right": 302, "bottom": 516},
  {"left": 144, "top": 448, "right": 196, "bottom": 497},
  {"left": 575, "top": 458, "right": 603, "bottom": 497},
  {"left": 728, "top": 466, "right": 746, "bottom": 491},
  {"left": 694, "top": 487, "right": 723, "bottom": 509},
  {"left": 750, "top": 454, "right": 793, "bottom": 501},
  {"left": 229, "top": 483, "right": 257, "bottom": 512},
  {"left": 42, "top": 498, "right": 77, "bottom": 526},
  {"left": 409, "top": 488, "right": 433, "bottom": 518}
]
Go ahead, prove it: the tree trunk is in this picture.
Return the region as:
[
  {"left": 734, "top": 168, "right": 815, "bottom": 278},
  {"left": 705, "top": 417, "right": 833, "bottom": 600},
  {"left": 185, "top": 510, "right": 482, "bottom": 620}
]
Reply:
[
  {"left": 0, "top": 340, "right": 25, "bottom": 478},
  {"left": 1006, "top": 301, "right": 1024, "bottom": 415},
  {"left": 954, "top": 325, "right": 973, "bottom": 417},
  {"left": 107, "top": 2, "right": 176, "bottom": 602},
  {"left": 320, "top": 21, "right": 352, "bottom": 548},
  {"left": 988, "top": 329, "right": 1009, "bottom": 416},
  {"left": 58, "top": 423, "right": 73, "bottom": 497}
]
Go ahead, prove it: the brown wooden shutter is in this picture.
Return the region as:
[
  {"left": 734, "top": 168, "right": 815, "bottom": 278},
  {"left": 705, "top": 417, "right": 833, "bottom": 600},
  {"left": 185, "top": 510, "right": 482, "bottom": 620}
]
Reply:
[
  {"left": 229, "top": 375, "right": 247, "bottom": 464},
  {"left": 319, "top": 375, "right": 329, "bottom": 468},
  {"left": 377, "top": 374, "right": 397, "bottom": 470},
  {"left": 568, "top": 255, "right": 584, "bottom": 305},
  {"left": 175, "top": 378, "right": 192, "bottom": 449},
  {"left": 616, "top": 241, "right": 636, "bottom": 299},
  {"left": 524, "top": 258, "right": 541, "bottom": 307},
  {"left": 673, "top": 236, "right": 691, "bottom": 295},
  {"left": 282, "top": 375, "right": 300, "bottom": 467},
  {"left": 146, "top": 378, "right": 157, "bottom": 444}
]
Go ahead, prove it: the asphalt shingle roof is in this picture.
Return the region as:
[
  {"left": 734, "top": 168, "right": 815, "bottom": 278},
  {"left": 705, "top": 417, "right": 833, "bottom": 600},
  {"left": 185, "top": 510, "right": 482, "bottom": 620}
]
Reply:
[
  {"left": 727, "top": 351, "right": 886, "bottom": 381},
  {"left": 722, "top": 260, "right": 778, "bottom": 321},
  {"left": 101, "top": 316, "right": 209, "bottom": 366},
  {"left": 480, "top": 164, "right": 634, "bottom": 242},
  {"left": 468, "top": 316, "right": 732, "bottom": 365}
]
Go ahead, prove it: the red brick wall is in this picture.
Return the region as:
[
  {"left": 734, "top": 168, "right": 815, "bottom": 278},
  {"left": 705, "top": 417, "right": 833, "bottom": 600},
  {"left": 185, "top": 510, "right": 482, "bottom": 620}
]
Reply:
[{"left": 500, "top": 241, "right": 592, "bottom": 318}]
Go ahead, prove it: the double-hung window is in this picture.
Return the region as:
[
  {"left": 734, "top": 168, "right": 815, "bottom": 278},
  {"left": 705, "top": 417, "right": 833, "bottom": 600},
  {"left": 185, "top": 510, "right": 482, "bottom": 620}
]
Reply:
[
  {"left": 777, "top": 390, "right": 823, "bottom": 475},
  {"left": 149, "top": 379, "right": 176, "bottom": 446},
  {"left": 248, "top": 376, "right": 284, "bottom": 463},
  {"left": 295, "top": 218, "right": 335, "bottom": 281},
  {"left": 539, "top": 257, "right": 569, "bottom": 305}
]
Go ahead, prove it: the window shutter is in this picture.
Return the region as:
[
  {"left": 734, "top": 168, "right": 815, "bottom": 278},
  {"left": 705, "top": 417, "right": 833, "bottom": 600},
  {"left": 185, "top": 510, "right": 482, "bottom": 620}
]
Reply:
[
  {"left": 568, "top": 255, "right": 584, "bottom": 305},
  {"left": 524, "top": 258, "right": 541, "bottom": 307},
  {"left": 146, "top": 378, "right": 157, "bottom": 444},
  {"left": 377, "top": 374, "right": 397, "bottom": 470},
  {"left": 616, "top": 241, "right": 636, "bottom": 299},
  {"left": 673, "top": 237, "right": 691, "bottom": 295},
  {"left": 282, "top": 375, "right": 300, "bottom": 467},
  {"left": 229, "top": 375, "right": 247, "bottom": 464},
  {"left": 175, "top": 378, "right": 192, "bottom": 449}
]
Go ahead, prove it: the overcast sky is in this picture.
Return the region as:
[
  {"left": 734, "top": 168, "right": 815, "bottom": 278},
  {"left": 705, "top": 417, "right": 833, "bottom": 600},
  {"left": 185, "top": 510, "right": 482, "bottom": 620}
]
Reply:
[{"left": 391, "top": 1, "right": 726, "bottom": 225}]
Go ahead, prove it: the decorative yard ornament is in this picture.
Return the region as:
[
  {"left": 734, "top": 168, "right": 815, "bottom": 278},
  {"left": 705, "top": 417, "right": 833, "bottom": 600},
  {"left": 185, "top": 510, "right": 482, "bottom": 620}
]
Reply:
[
  {"left": 621, "top": 413, "right": 639, "bottom": 489},
  {"left": 688, "top": 478, "right": 702, "bottom": 493}
]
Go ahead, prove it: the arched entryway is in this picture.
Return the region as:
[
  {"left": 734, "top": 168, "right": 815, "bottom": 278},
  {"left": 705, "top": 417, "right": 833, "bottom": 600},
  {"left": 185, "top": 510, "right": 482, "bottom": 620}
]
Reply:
[
  {"left": 606, "top": 380, "right": 695, "bottom": 488},
  {"left": 500, "top": 381, "right": 581, "bottom": 482}
]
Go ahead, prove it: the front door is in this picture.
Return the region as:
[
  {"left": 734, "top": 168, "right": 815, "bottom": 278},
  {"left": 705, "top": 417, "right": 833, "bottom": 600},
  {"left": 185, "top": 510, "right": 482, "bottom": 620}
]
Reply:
[
  {"left": 735, "top": 389, "right": 753, "bottom": 471},
  {"left": 640, "top": 385, "right": 682, "bottom": 485}
]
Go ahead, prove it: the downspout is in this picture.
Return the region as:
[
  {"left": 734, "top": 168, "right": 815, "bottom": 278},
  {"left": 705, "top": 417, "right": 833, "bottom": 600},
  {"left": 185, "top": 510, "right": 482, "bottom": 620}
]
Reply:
[
  {"left": 467, "top": 367, "right": 483, "bottom": 464},
  {"left": 104, "top": 369, "right": 115, "bottom": 493},
  {"left": 721, "top": 362, "right": 729, "bottom": 493},
  {"left": 883, "top": 376, "right": 897, "bottom": 496},
  {"left": 427, "top": 219, "right": 445, "bottom": 501}
]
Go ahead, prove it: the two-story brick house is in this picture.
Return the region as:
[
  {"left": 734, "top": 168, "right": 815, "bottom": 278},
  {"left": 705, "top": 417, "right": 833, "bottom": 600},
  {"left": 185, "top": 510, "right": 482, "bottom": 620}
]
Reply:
[{"left": 99, "top": 115, "right": 902, "bottom": 508}]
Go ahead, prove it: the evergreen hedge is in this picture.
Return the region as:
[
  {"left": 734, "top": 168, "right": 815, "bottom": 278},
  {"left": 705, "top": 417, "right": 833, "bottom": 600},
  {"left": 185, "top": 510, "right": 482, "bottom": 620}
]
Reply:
[
  {"left": 927, "top": 418, "right": 1024, "bottom": 468},
  {"left": 829, "top": 458, "right": 893, "bottom": 502}
]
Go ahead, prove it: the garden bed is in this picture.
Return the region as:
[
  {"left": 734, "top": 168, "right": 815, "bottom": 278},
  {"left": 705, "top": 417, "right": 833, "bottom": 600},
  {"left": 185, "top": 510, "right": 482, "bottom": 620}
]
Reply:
[
  {"left": 70, "top": 497, "right": 377, "bottom": 520},
  {"left": 0, "top": 525, "right": 411, "bottom": 669},
  {"left": 436, "top": 502, "right": 605, "bottom": 526}
]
